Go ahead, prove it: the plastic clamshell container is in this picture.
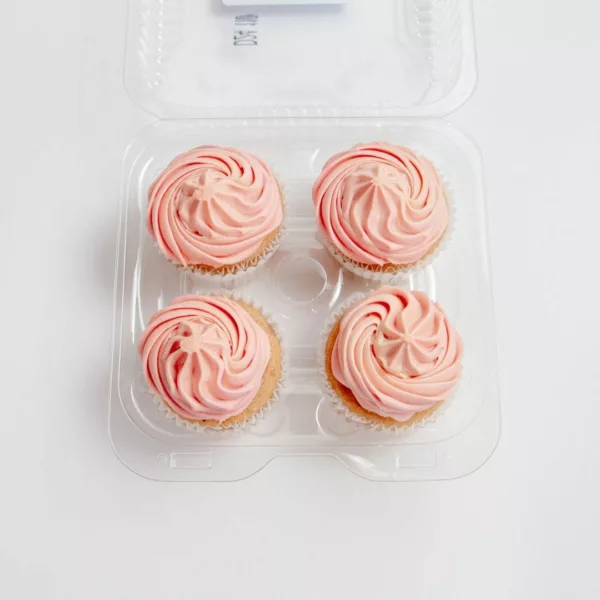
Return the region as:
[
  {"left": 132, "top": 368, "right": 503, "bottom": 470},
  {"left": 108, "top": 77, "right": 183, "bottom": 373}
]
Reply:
[{"left": 110, "top": 0, "right": 500, "bottom": 481}]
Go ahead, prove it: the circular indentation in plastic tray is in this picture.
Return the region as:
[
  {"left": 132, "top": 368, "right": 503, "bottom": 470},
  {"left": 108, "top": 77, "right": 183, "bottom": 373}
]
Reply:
[
  {"left": 316, "top": 397, "right": 362, "bottom": 437},
  {"left": 275, "top": 255, "right": 328, "bottom": 303}
]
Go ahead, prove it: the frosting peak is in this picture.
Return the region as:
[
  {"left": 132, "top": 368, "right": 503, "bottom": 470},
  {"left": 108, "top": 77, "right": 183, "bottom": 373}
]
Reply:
[
  {"left": 313, "top": 143, "right": 449, "bottom": 266},
  {"left": 331, "top": 287, "right": 463, "bottom": 422},
  {"left": 148, "top": 146, "right": 283, "bottom": 268}
]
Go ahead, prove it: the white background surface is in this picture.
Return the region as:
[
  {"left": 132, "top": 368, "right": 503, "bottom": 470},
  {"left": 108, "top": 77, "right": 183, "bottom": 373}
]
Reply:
[{"left": 1, "top": 1, "right": 599, "bottom": 598}]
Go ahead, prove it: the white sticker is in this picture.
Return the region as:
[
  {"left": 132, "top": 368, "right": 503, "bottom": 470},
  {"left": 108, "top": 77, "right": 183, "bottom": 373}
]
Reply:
[{"left": 225, "top": 0, "right": 345, "bottom": 6}]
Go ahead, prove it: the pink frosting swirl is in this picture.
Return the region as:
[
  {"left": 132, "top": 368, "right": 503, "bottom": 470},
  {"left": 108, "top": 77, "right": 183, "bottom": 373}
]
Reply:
[
  {"left": 139, "top": 295, "right": 271, "bottom": 422},
  {"left": 148, "top": 146, "right": 283, "bottom": 267},
  {"left": 331, "top": 287, "right": 463, "bottom": 422},
  {"left": 313, "top": 143, "right": 449, "bottom": 266}
]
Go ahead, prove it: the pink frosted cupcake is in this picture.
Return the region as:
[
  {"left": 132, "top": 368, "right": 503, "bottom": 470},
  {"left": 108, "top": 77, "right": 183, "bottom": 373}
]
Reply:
[
  {"left": 139, "top": 295, "right": 283, "bottom": 429},
  {"left": 148, "top": 146, "right": 284, "bottom": 276},
  {"left": 313, "top": 143, "right": 450, "bottom": 279},
  {"left": 323, "top": 286, "right": 463, "bottom": 428}
]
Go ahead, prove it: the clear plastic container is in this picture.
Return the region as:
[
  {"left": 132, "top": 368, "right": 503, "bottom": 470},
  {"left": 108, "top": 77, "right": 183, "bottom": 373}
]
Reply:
[{"left": 110, "top": 0, "right": 500, "bottom": 481}]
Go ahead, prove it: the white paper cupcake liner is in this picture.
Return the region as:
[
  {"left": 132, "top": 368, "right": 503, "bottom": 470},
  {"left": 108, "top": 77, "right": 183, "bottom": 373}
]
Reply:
[
  {"left": 319, "top": 291, "right": 457, "bottom": 434},
  {"left": 150, "top": 290, "right": 287, "bottom": 433},
  {"left": 321, "top": 172, "right": 456, "bottom": 284}
]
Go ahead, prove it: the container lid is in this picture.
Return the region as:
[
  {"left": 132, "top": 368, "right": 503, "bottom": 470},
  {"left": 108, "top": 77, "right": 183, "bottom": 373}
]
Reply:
[{"left": 125, "top": 0, "right": 477, "bottom": 119}]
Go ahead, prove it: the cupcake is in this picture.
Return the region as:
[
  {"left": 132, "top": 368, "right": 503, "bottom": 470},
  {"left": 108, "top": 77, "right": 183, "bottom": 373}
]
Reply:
[
  {"left": 148, "top": 146, "right": 284, "bottom": 276},
  {"left": 313, "top": 143, "right": 450, "bottom": 280},
  {"left": 323, "top": 286, "right": 463, "bottom": 428},
  {"left": 139, "top": 295, "right": 283, "bottom": 429}
]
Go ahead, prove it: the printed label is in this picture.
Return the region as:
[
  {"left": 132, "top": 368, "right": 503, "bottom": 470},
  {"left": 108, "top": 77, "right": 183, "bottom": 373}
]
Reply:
[{"left": 233, "top": 14, "right": 259, "bottom": 46}]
